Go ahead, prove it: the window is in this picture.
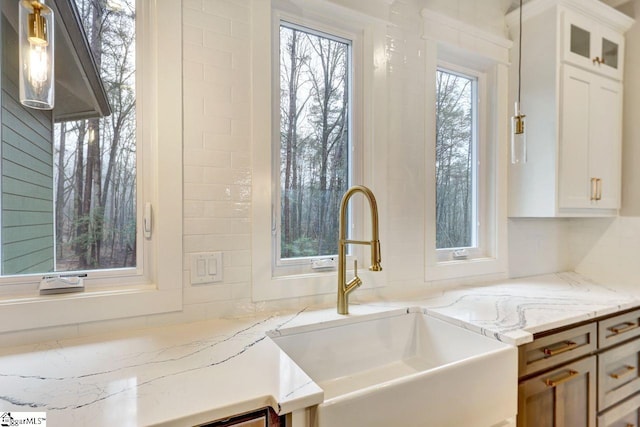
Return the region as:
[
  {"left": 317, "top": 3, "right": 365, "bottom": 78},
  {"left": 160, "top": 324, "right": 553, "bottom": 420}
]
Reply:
[
  {"left": 0, "top": 0, "right": 182, "bottom": 333},
  {"left": 251, "top": 1, "right": 377, "bottom": 300},
  {"left": 2, "top": 0, "right": 137, "bottom": 276},
  {"left": 422, "top": 12, "right": 510, "bottom": 281},
  {"left": 275, "top": 22, "right": 352, "bottom": 273},
  {"left": 52, "top": 0, "right": 137, "bottom": 274},
  {"left": 435, "top": 68, "right": 479, "bottom": 258}
]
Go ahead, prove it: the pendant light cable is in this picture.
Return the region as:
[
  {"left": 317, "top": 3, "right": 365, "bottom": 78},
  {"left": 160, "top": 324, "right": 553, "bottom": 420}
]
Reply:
[{"left": 518, "top": 0, "right": 523, "bottom": 106}]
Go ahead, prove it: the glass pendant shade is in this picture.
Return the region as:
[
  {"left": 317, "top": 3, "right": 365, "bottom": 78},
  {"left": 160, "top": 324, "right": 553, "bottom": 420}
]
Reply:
[
  {"left": 511, "top": 101, "right": 526, "bottom": 164},
  {"left": 19, "top": 0, "right": 55, "bottom": 110}
]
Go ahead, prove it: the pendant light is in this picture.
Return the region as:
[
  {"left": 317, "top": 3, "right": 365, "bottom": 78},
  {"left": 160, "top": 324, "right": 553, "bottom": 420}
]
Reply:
[
  {"left": 19, "top": 0, "right": 55, "bottom": 110},
  {"left": 511, "top": 0, "right": 526, "bottom": 164}
]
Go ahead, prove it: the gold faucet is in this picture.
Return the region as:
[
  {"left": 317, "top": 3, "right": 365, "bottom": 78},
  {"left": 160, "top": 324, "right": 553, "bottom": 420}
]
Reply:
[{"left": 337, "top": 185, "right": 382, "bottom": 315}]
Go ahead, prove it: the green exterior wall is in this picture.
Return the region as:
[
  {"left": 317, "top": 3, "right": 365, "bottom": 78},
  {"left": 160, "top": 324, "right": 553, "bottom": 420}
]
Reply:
[{"left": 1, "top": 15, "right": 55, "bottom": 275}]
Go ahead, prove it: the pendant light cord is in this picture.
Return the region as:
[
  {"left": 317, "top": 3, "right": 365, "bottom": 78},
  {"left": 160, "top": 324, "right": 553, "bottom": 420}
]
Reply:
[{"left": 518, "top": 0, "right": 523, "bottom": 106}]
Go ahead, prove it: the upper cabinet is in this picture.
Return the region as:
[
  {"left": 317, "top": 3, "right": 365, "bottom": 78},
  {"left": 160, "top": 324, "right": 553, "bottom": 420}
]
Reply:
[
  {"left": 506, "top": 0, "right": 634, "bottom": 218},
  {"left": 563, "top": 9, "right": 625, "bottom": 80}
]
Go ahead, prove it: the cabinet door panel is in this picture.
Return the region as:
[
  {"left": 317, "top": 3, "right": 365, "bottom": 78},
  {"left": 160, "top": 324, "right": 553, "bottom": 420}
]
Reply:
[
  {"left": 596, "top": 25, "right": 625, "bottom": 80},
  {"left": 598, "top": 393, "right": 640, "bottom": 427},
  {"left": 563, "top": 10, "right": 598, "bottom": 71},
  {"left": 599, "top": 339, "right": 640, "bottom": 411},
  {"left": 518, "top": 356, "right": 596, "bottom": 427},
  {"left": 589, "top": 76, "right": 622, "bottom": 209},
  {"left": 559, "top": 65, "right": 592, "bottom": 209},
  {"left": 521, "top": 386, "right": 555, "bottom": 427}
]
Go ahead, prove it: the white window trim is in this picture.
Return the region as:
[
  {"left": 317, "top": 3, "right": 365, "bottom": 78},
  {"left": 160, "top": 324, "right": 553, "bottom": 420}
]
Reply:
[
  {"left": 423, "top": 10, "right": 511, "bottom": 282},
  {"left": 0, "top": 0, "right": 182, "bottom": 333},
  {"left": 251, "top": 0, "right": 387, "bottom": 301}
]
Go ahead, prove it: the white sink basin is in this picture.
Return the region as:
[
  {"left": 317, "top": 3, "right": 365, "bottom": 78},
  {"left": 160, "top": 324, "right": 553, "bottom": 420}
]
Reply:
[{"left": 268, "top": 307, "right": 517, "bottom": 427}]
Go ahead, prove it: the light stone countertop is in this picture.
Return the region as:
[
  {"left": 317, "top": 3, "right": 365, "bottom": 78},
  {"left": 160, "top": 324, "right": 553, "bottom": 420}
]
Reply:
[{"left": 1, "top": 271, "right": 638, "bottom": 426}]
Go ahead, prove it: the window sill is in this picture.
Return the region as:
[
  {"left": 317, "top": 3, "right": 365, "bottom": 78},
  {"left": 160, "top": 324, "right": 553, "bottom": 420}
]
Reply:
[
  {"left": 252, "top": 269, "right": 387, "bottom": 301},
  {"left": 426, "top": 256, "right": 507, "bottom": 283},
  {"left": 0, "top": 284, "right": 182, "bottom": 334}
]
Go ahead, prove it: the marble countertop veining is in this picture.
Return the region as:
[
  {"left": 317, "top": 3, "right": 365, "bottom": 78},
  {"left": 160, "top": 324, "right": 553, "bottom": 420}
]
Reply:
[{"left": 1, "top": 272, "right": 639, "bottom": 426}]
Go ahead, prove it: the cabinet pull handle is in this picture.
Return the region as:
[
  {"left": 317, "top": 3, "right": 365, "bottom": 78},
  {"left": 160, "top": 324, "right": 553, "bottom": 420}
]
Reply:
[
  {"left": 610, "top": 322, "right": 638, "bottom": 335},
  {"left": 627, "top": 424, "right": 634, "bottom": 427},
  {"left": 543, "top": 340, "right": 578, "bottom": 356},
  {"left": 591, "top": 178, "right": 598, "bottom": 201},
  {"left": 610, "top": 365, "right": 635, "bottom": 379},
  {"left": 593, "top": 56, "right": 603, "bottom": 65},
  {"left": 596, "top": 178, "right": 602, "bottom": 201},
  {"left": 545, "top": 369, "right": 579, "bottom": 387}
]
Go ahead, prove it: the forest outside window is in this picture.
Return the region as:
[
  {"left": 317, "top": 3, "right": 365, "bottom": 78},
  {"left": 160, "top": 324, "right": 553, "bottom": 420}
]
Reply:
[
  {"left": 2, "top": 0, "right": 137, "bottom": 276},
  {"left": 275, "top": 21, "right": 352, "bottom": 275},
  {"left": 435, "top": 67, "right": 483, "bottom": 262},
  {"left": 0, "top": 0, "right": 181, "bottom": 332}
]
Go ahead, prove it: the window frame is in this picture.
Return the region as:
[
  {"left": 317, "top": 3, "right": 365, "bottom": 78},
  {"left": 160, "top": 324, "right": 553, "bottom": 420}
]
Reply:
[
  {"left": 434, "top": 63, "right": 487, "bottom": 262},
  {"left": 273, "top": 19, "right": 357, "bottom": 276},
  {"left": 251, "top": 0, "right": 384, "bottom": 301},
  {"left": 0, "top": 0, "right": 182, "bottom": 333},
  {"left": 423, "top": 10, "right": 510, "bottom": 283}
]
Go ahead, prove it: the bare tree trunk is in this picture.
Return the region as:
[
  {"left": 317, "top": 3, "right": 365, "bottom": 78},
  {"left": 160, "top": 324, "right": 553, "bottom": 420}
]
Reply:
[
  {"left": 74, "top": 122, "right": 86, "bottom": 259},
  {"left": 79, "top": 0, "right": 105, "bottom": 267},
  {"left": 55, "top": 123, "right": 67, "bottom": 259}
]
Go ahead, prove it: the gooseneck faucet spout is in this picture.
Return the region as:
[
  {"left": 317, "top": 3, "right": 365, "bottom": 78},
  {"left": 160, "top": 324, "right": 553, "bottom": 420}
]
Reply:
[{"left": 337, "top": 185, "right": 382, "bottom": 315}]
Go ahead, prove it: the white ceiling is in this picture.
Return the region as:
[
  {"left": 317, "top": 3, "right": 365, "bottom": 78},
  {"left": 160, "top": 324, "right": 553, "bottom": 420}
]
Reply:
[{"left": 506, "top": 0, "right": 632, "bottom": 13}]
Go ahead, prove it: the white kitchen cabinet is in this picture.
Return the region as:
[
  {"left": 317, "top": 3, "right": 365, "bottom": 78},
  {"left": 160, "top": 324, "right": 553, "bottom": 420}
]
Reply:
[
  {"left": 563, "top": 9, "right": 625, "bottom": 81},
  {"left": 506, "top": 0, "right": 633, "bottom": 217},
  {"left": 558, "top": 64, "right": 622, "bottom": 210}
]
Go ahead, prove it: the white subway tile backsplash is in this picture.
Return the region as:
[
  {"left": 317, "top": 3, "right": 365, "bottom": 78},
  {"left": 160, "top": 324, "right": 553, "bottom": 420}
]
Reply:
[
  {"left": 184, "top": 200, "right": 206, "bottom": 218},
  {"left": 184, "top": 26, "right": 204, "bottom": 46},
  {"left": 508, "top": 219, "right": 572, "bottom": 278},
  {"left": 183, "top": 0, "right": 204, "bottom": 12},
  {"left": 183, "top": 150, "right": 232, "bottom": 168},
  {"left": 183, "top": 8, "right": 231, "bottom": 34},
  {"left": 203, "top": 201, "right": 250, "bottom": 219},
  {"left": 570, "top": 217, "right": 640, "bottom": 286},
  {"left": 203, "top": 168, "right": 250, "bottom": 185},
  {"left": 203, "top": 0, "right": 249, "bottom": 23}
]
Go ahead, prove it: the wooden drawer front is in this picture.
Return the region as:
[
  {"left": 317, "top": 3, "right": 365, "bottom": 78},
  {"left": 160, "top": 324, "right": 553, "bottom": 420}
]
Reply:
[
  {"left": 598, "top": 393, "right": 640, "bottom": 427},
  {"left": 518, "top": 356, "right": 596, "bottom": 427},
  {"left": 599, "top": 339, "right": 640, "bottom": 411},
  {"left": 519, "top": 323, "right": 597, "bottom": 377},
  {"left": 600, "top": 310, "right": 640, "bottom": 349}
]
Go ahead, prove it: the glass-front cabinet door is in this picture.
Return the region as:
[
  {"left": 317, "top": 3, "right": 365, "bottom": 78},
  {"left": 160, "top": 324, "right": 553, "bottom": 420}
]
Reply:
[{"left": 563, "top": 10, "right": 624, "bottom": 81}]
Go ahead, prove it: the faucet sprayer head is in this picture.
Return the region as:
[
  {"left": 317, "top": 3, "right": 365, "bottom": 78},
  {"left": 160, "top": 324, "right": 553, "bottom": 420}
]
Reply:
[{"left": 369, "top": 239, "right": 382, "bottom": 271}]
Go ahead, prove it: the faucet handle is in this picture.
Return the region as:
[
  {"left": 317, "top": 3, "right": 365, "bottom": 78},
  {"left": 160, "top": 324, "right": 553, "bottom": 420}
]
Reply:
[{"left": 353, "top": 259, "right": 359, "bottom": 278}]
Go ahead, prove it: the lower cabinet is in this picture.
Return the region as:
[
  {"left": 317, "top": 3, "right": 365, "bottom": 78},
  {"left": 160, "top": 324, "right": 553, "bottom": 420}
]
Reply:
[
  {"left": 518, "top": 309, "right": 640, "bottom": 427},
  {"left": 518, "top": 356, "right": 597, "bottom": 427}
]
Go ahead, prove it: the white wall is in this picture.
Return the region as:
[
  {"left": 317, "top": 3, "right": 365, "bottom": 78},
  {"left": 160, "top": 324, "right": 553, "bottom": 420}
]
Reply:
[{"left": 508, "top": 219, "right": 572, "bottom": 277}]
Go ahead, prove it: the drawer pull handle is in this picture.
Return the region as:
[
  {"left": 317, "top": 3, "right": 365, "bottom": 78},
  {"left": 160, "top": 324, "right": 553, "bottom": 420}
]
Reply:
[
  {"left": 545, "top": 369, "right": 579, "bottom": 387},
  {"left": 543, "top": 341, "right": 577, "bottom": 356},
  {"left": 610, "top": 322, "right": 638, "bottom": 335},
  {"left": 610, "top": 365, "right": 636, "bottom": 379}
]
